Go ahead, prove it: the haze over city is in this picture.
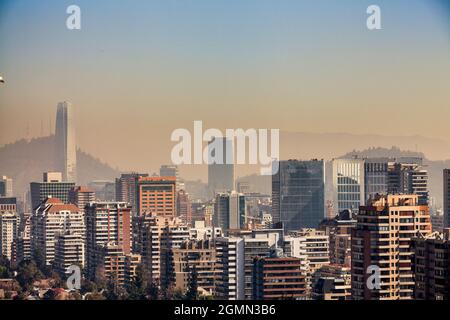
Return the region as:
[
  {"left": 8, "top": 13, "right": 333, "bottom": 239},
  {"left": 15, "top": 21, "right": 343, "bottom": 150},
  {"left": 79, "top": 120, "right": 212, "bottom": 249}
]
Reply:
[{"left": 1, "top": 0, "right": 450, "bottom": 181}]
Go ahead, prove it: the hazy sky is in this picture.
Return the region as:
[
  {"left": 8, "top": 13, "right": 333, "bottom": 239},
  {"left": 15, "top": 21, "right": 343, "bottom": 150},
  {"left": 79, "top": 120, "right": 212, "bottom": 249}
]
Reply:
[{"left": 0, "top": 0, "right": 449, "bottom": 178}]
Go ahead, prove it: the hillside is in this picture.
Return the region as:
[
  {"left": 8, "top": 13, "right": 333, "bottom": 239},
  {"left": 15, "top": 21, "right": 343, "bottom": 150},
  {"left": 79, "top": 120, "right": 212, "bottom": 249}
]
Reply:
[{"left": 0, "top": 136, "right": 120, "bottom": 199}]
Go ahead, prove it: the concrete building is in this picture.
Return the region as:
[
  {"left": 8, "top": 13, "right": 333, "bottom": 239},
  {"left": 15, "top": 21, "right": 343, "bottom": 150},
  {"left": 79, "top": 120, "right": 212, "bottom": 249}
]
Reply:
[
  {"left": 176, "top": 189, "right": 192, "bottom": 225},
  {"left": 172, "top": 240, "right": 217, "bottom": 295},
  {"left": 413, "top": 228, "right": 450, "bottom": 300},
  {"left": 351, "top": 194, "right": 432, "bottom": 300},
  {"left": 135, "top": 213, "right": 190, "bottom": 286},
  {"left": 0, "top": 211, "right": 19, "bottom": 261},
  {"left": 115, "top": 173, "right": 148, "bottom": 215},
  {"left": 136, "top": 176, "right": 176, "bottom": 216},
  {"left": 0, "top": 176, "right": 13, "bottom": 197},
  {"left": 189, "top": 221, "right": 222, "bottom": 241},
  {"left": 55, "top": 102, "right": 77, "bottom": 182},
  {"left": 444, "top": 169, "right": 450, "bottom": 228},
  {"left": 68, "top": 186, "right": 95, "bottom": 212},
  {"left": 53, "top": 232, "right": 85, "bottom": 277},
  {"left": 32, "top": 198, "right": 85, "bottom": 265},
  {"left": 272, "top": 160, "right": 325, "bottom": 230},
  {"left": 253, "top": 256, "right": 307, "bottom": 300},
  {"left": 85, "top": 202, "right": 132, "bottom": 279},
  {"left": 312, "top": 264, "right": 351, "bottom": 300},
  {"left": 30, "top": 172, "right": 75, "bottom": 210},
  {"left": 319, "top": 210, "right": 356, "bottom": 266},
  {"left": 88, "top": 180, "right": 115, "bottom": 202}
]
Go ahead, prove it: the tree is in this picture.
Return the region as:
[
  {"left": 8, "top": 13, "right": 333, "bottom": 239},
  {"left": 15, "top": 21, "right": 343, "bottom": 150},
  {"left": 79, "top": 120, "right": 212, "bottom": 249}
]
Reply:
[
  {"left": 126, "top": 263, "right": 150, "bottom": 300},
  {"left": 33, "top": 248, "right": 51, "bottom": 277},
  {"left": 15, "top": 260, "right": 44, "bottom": 292},
  {"left": 185, "top": 265, "right": 198, "bottom": 300},
  {"left": 105, "top": 272, "right": 128, "bottom": 300},
  {"left": 147, "top": 282, "right": 160, "bottom": 300},
  {"left": 0, "top": 255, "right": 12, "bottom": 279}
]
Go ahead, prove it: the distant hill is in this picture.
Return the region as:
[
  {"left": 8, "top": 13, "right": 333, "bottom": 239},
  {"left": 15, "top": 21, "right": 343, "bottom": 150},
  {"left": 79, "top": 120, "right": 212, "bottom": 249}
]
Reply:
[{"left": 0, "top": 136, "right": 120, "bottom": 200}]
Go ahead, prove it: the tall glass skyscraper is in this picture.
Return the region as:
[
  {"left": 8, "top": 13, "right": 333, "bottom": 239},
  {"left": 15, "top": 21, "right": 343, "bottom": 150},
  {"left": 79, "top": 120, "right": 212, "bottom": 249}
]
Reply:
[
  {"left": 272, "top": 159, "right": 325, "bottom": 231},
  {"left": 55, "top": 102, "right": 77, "bottom": 182}
]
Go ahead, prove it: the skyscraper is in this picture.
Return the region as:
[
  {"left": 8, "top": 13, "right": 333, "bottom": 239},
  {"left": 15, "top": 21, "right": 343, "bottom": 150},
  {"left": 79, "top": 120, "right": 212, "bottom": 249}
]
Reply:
[
  {"left": 55, "top": 102, "right": 77, "bottom": 182},
  {"left": 272, "top": 160, "right": 325, "bottom": 230},
  {"left": 208, "top": 137, "right": 234, "bottom": 197}
]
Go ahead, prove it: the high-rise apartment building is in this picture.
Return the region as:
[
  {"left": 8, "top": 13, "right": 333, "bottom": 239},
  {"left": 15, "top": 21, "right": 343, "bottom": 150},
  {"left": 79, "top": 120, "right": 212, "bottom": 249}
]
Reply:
[
  {"left": 32, "top": 198, "right": 85, "bottom": 265},
  {"left": 0, "top": 176, "right": 13, "bottom": 197},
  {"left": 351, "top": 194, "right": 432, "bottom": 300},
  {"left": 272, "top": 160, "right": 325, "bottom": 231},
  {"left": 444, "top": 169, "right": 450, "bottom": 228},
  {"left": 388, "top": 160, "right": 429, "bottom": 205},
  {"left": 135, "top": 213, "right": 190, "bottom": 285},
  {"left": 319, "top": 210, "right": 356, "bottom": 266},
  {"left": 68, "top": 186, "right": 95, "bottom": 211},
  {"left": 208, "top": 137, "right": 234, "bottom": 197},
  {"left": 55, "top": 102, "right": 77, "bottom": 182},
  {"left": 313, "top": 264, "right": 351, "bottom": 300},
  {"left": 332, "top": 158, "right": 365, "bottom": 215},
  {"left": 85, "top": 202, "right": 132, "bottom": 279},
  {"left": 0, "top": 211, "right": 19, "bottom": 261},
  {"left": 413, "top": 228, "right": 450, "bottom": 300},
  {"left": 30, "top": 172, "right": 75, "bottom": 210},
  {"left": 136, "top": 176, "right": 176, "bottom": 216}
]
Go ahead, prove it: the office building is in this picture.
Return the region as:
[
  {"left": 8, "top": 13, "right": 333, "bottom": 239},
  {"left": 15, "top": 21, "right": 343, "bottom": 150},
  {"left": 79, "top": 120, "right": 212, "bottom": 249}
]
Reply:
[
  {"left": 30, "top": 172, "right": 75, "bottom": 209},
  {"left": 213, "top": 191, "right": 246, "bottom": 232},
  {"left": 351, "top": 194, "right": 432, "bottom": 300},
  {"left": 176, "top": 189, "right": 192, "bottom": 224},
  {"left": 0, "top": 197, "right": 16, "bottom": 212},
  {"left": 208, "top": 137, "right": 234, "bottom": 196},
  {"left": 55, "top": 101, "right": 77, "bottom": 182},
  {"left": 364, "top": 158, "right": 389, "bottom": 202},
  {"left": 136, "top": 176, "right": 176, "bottom": 216},
  {"left": 413, "top": 228, "right": 450, "bottom": 300},
  {"left": 272, "top": 160, "right": 325, "bottom": 231},
  {"left": 332, "top": 158, "right": 365, "bottom": 215}
]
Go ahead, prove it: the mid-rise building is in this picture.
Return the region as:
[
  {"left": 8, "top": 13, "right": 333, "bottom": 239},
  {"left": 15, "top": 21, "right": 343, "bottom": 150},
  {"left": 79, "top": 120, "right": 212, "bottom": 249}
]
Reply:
[
  {"left": 312, "top": 264, "right": 351, "bottom": 300},
  {"left": 53, "top": 232, "right": 85, "bottom": 277},
  {"left": 253, "top": 256, "right": 307, "bottom": 300},
  {"left": 68, "top": 186, "right": 95, "bottom": 211},
  {"left": 413, "top": 228, "right": 450, "bottom": 300},
  {"left": 351, "top": 194, "right": 432, "bottom": 300},
  {"left": 172, "top": 240, "right": 217, "bottom": 295},
  {"left": 0, "top": 176, "right": 13, "bottom": 197},
  {"left": 136, "top": 176, "right": 176, "bottom": 216},
  {"left": 208, "top": 137, "right": 234, "bottom": 197},
  {"left": 189, "top": 221, "right": 222, "bottom": 241},
  {"left": 115, "top": 173, "right": 148, "bottom": 215},
  {"left": 176, "top": 189, "right": 192, "bottom": 225},
  {"left": 30, "top": 172, "right": 75, "bottom": 209},
  {"left": 272, "top": 160, "right": 325, "bottom": 230}
]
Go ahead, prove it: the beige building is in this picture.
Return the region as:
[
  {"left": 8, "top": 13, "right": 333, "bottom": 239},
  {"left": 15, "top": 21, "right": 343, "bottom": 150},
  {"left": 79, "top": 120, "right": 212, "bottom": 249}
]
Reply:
[{"left": 351, "top": 194, "right": 432, "bottom": 300}]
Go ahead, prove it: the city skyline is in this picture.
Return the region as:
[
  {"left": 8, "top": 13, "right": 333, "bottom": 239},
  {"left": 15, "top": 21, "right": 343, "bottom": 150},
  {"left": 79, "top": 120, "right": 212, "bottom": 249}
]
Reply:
[{"left": 1, "top": 0, "right": 450, "bottom": 180}]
